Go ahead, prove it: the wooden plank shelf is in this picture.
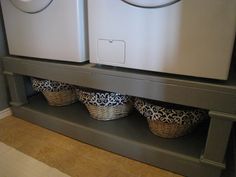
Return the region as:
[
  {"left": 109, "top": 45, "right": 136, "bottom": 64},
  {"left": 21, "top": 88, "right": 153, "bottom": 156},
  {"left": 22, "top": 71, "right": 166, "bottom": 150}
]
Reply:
[{"left": 13, "top": 94, "right": 209, "bottom": 177}]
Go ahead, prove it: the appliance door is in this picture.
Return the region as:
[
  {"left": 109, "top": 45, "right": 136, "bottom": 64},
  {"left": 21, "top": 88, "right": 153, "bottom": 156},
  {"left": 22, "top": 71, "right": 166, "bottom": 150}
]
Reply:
[
  {"left": 88, "top": 0, "right": 236, "bottom": 80},
  {"left": 9, "top": 0, "right": 53, "bottom": 13},
  {"left": 122, "top": 0, "right": 181, "bottom": 8}
]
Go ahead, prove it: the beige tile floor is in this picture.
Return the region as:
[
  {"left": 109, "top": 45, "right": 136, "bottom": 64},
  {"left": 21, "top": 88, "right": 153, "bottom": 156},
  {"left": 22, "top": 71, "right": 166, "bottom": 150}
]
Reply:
[{"left": 0, "top": 116, "right": 183, "bottom": 177}]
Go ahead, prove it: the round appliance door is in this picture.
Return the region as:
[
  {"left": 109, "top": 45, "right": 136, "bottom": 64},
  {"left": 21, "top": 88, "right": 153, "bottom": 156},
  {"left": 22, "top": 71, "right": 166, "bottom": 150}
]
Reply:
[
  {"left": 122, "top": 0, "right": 181, "bottom": 8},
  {"left": 9, "top": 0, "right": 53, "bottom": 13}
]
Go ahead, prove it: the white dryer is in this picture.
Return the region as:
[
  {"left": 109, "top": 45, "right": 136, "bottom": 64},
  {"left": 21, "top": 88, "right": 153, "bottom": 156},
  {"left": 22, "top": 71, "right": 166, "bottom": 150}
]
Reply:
[
  {"left": 88, "top": 0, "right": 236, "bottom": 80},
  {"left": 1, "top": 0, "right": 88, "bottom": 62}
]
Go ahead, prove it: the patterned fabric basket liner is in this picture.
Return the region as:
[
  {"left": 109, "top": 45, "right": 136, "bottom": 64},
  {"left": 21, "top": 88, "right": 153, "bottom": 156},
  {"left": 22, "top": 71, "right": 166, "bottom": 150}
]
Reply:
[
  {"left": 31, "top": 78, "right": 77, "bottom": 106},
  {"left": 134, "top": 98, "right": 207, "bottom": 138},
  {"left": 31, "top": 78, "right": 75, "bottom": 92},
  {"left": 78, "top": 90, "right": 132, "bottom": 106},
  {"left": 78, "top": 90, "right": 133, "bottom": 121}
]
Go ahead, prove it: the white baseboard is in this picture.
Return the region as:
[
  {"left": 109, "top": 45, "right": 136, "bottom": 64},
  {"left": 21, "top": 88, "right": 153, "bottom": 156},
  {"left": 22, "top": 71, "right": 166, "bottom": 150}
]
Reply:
[{"left": 0, "top": 108, "right": 12, "bottom": 120}]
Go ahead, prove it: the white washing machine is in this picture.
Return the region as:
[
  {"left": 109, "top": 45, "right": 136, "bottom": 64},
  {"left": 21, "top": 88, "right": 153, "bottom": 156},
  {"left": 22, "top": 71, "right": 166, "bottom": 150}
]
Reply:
[
  {"left": 1, "top": 0, "right": 88, "bottom": 62},
  {"left": 88, "top": 0, "right": 236, "bottom": 80}
]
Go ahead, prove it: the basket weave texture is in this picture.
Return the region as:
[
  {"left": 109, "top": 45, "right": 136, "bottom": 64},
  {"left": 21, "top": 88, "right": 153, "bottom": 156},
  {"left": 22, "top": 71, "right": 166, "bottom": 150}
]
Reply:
[
  {"left": 78, "top": 90, "right": 133, "bottom": 121},
  {"left": 42, "top": 90, "right": 77, "bottom": 106},
  {"left": 86, "top": 103, "right": 133, "bottom": 121},
  {"left": 31, "top": 78, "right": 77, "bottom": 106},
  {"left": 147, "top": 119, "right": 195, "bottom": 138},
  {"left": 134, "top": 98, "right": 207, "bottom": 138}
]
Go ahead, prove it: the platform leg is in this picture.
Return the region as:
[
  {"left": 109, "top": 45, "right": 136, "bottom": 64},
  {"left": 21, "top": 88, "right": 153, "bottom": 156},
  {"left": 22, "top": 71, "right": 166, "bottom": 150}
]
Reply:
[
  {"left": 201, "top": 111, "right": 235, "bottom": 171},
  {"left": 0, "top": 63, "right": 9, "bottom": 109},
  {"left": 4, "top": 72, "right": 27, "bottom": 106}
]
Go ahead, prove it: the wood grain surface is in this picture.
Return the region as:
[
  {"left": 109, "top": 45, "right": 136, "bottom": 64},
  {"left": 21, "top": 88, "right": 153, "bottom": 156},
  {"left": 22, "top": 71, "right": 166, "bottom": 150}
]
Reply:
[{"left": 0, "top": 116, "right": 183, "bottom": 177}]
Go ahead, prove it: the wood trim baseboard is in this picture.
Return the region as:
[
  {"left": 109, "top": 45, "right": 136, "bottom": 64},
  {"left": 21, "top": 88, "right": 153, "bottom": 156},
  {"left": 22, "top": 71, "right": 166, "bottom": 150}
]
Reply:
[{"left": 0, "top": 108, "right": 12, "bottom": 119}]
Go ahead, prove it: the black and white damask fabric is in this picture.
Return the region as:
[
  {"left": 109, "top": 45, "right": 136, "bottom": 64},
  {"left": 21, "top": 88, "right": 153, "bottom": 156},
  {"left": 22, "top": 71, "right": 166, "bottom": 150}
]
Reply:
[
  {"left": 79, "top": 90, "right": 132, "bottom": 106},
  {"left": 31, "top": 78, "right": 74, "bottom": 92},
  {"left": 134, "top": 98, "right": 207, "bottom": 125}
]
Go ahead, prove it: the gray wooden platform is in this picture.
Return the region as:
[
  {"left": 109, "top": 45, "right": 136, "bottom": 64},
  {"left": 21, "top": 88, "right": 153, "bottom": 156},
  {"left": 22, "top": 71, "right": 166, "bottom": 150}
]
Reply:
[{"left": 3, "top": 56, "right": 236, "bottom": 177}]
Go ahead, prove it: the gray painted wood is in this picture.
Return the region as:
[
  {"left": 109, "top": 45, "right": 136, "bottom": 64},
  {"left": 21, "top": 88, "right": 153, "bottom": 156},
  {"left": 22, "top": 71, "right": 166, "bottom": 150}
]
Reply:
[
  {"left": 2, "top": 57, "right": 236, "bottom": 114},
  {"left": 5, "top": 73, "right": 27, "bottom": 106},
  {"left": 202, "top": 112, "right": 234, "bottom": 164},
  {"left": 0, "top": 62, "right": 8, "bottom": 110},
  {"left": 2, "top": 56, "right": 236, "bottom": 177},
  {"left": 222, "top": 125, "right": 236, "bottom": 177},
  {"left": 11, "top": 94, "right": 222, "bottom": 177},
  {"left": 3, "top": 57, "right": 236, "bottom": 177}
]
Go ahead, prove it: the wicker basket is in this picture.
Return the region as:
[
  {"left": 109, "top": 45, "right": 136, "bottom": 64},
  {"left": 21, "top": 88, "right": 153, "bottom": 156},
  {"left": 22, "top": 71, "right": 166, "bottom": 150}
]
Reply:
[
  {"left": 134, "top": 98, "right": 207, "bottom": 138},
  {"left": 42, "top": 90, "right": 77, "bottom": 106},
  {"left": 147, "top": 119, "right": 196, "bottom": 138},
  {"left": 78, "top": 90, "right": 133, "bottom": 121},
  {"left": 31, "top": 78, "right": 77, "bottom": 106}
]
